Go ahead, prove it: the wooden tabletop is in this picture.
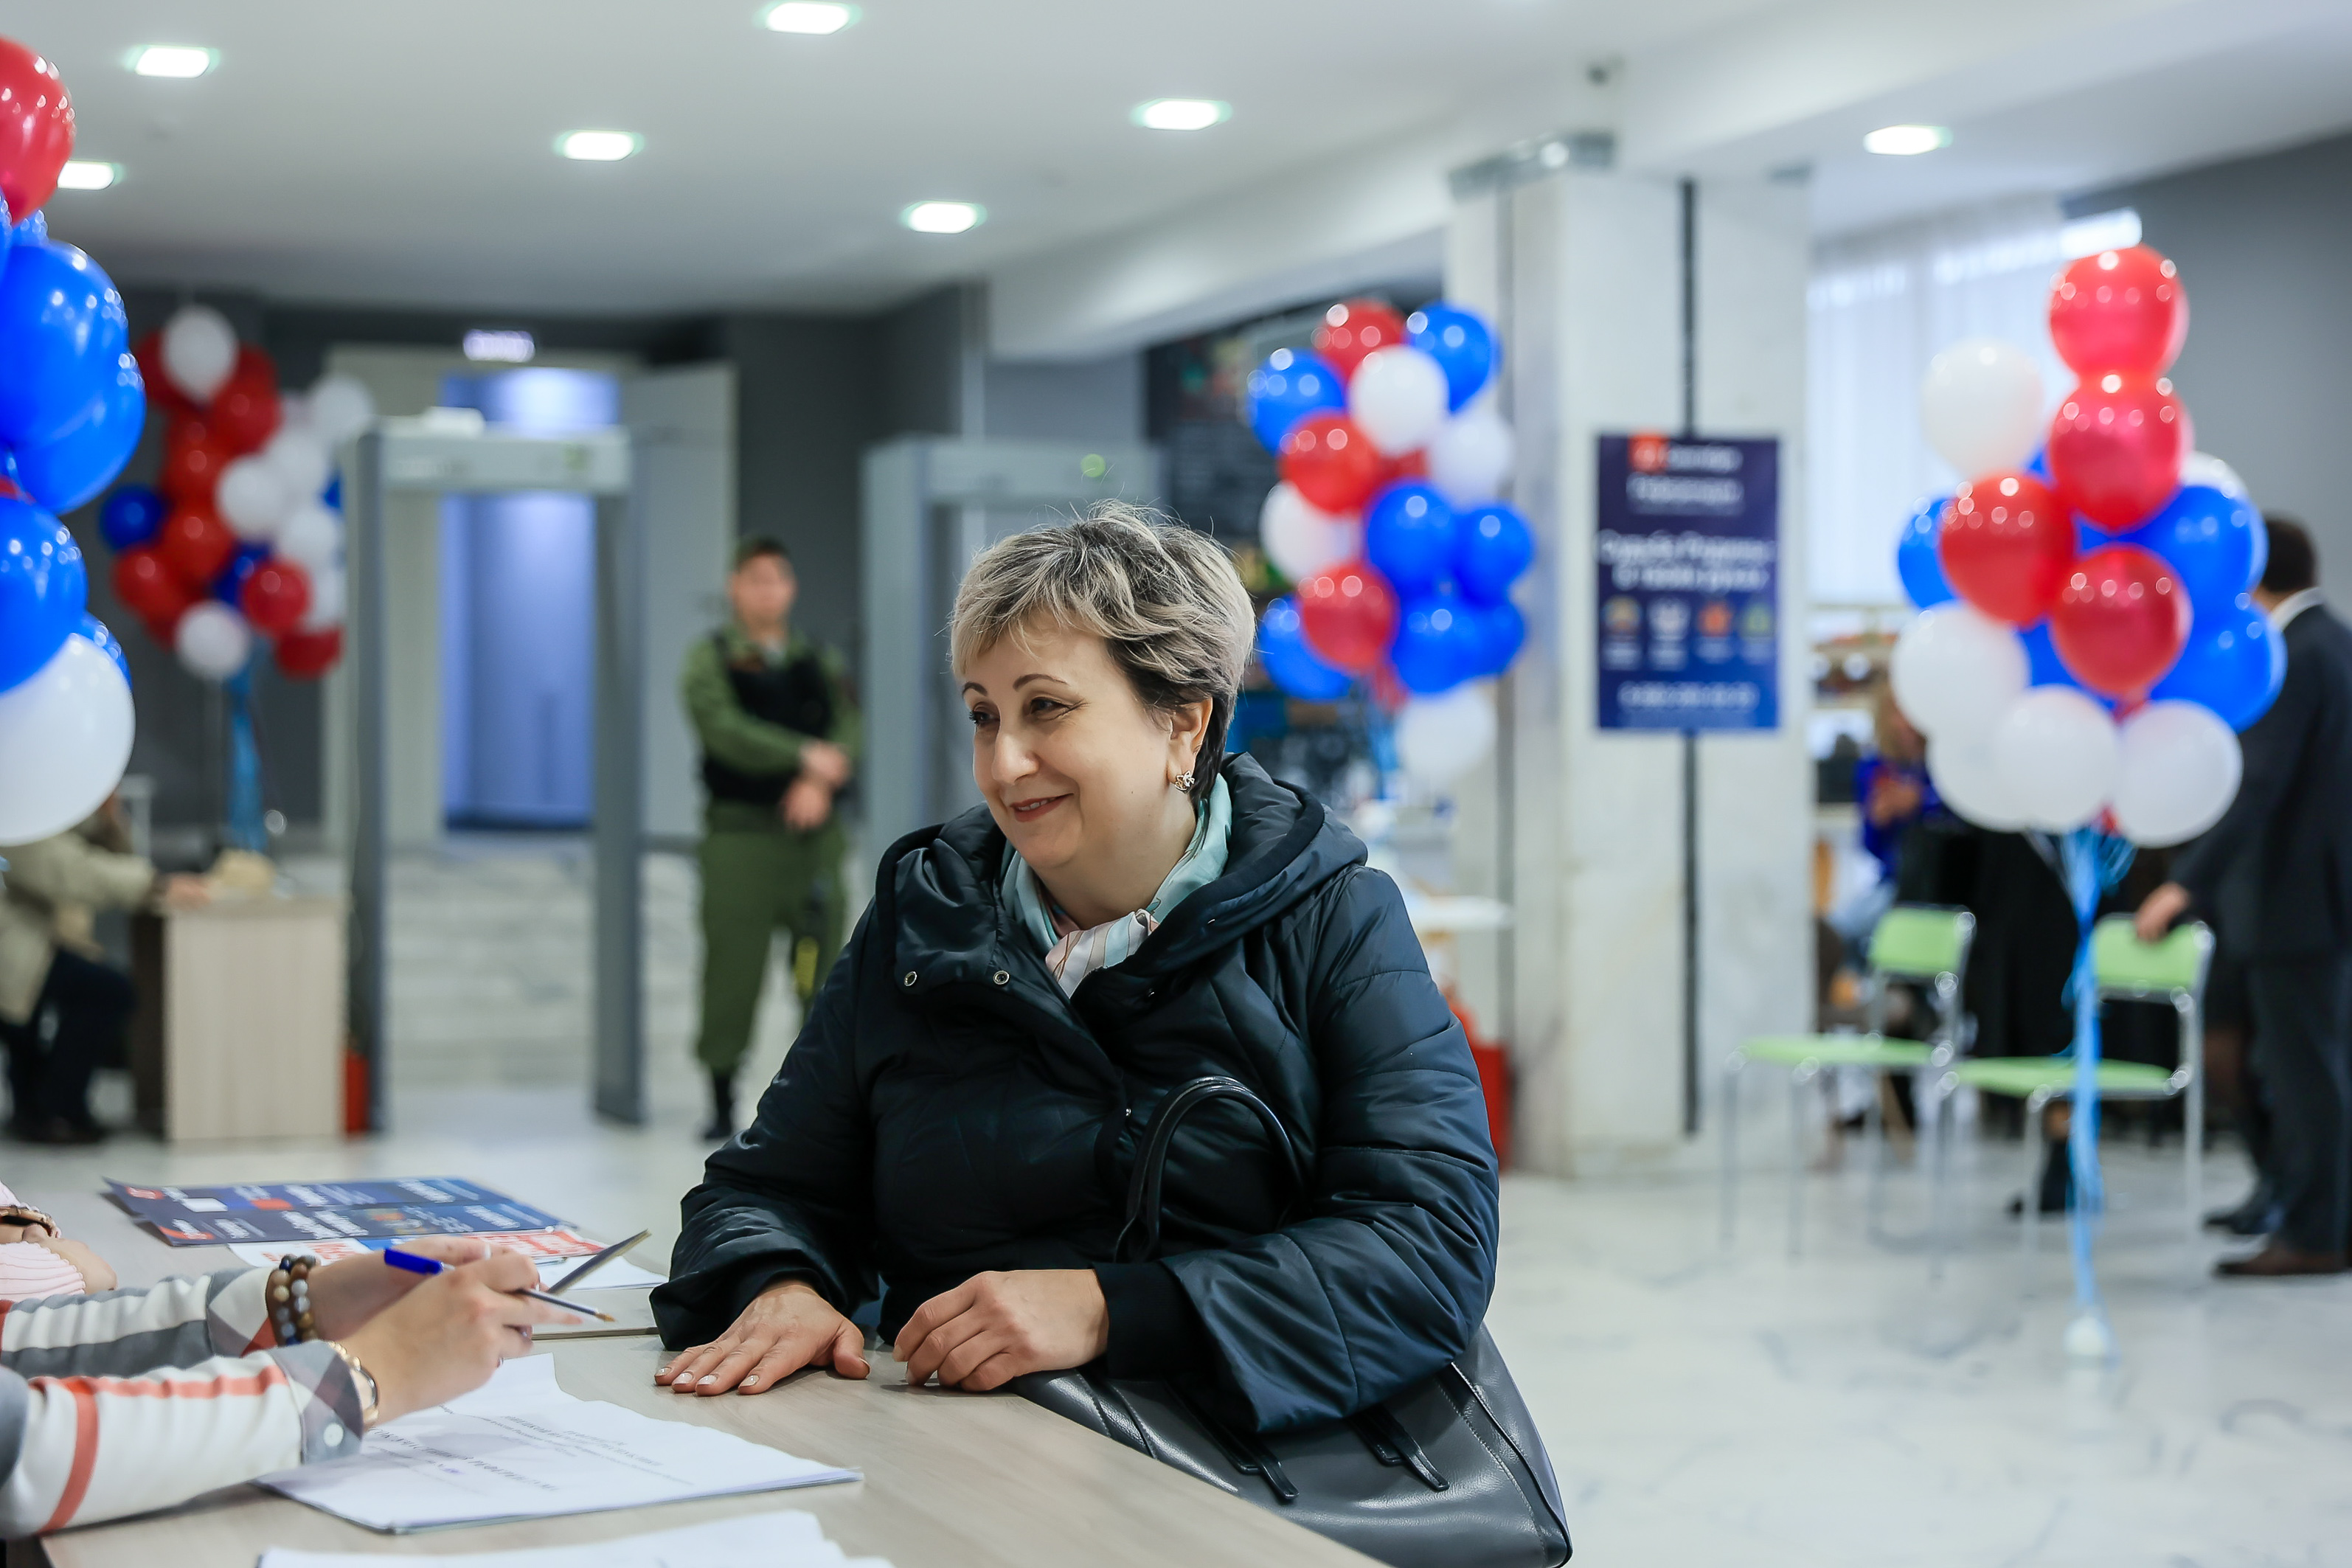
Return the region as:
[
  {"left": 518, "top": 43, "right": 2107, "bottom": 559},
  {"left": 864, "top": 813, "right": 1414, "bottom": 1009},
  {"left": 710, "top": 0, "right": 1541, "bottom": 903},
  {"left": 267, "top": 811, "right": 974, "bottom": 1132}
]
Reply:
[{"left": 27, "top": 1191, "right": 1374, "bottom": 1568}]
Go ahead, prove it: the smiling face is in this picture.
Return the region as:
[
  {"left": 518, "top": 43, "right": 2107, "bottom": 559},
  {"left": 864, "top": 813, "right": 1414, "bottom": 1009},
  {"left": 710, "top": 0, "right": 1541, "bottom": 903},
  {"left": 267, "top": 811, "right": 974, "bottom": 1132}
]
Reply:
[{"left": 961, "top": 621, "right": 1210, "bottom": 926}]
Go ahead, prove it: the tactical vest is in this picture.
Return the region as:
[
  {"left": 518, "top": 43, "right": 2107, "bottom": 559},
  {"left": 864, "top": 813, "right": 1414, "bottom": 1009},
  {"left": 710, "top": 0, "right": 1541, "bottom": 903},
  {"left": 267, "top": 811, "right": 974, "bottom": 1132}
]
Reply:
[{"left": 701, "top": 634, "right": 835, "bottom": 808}]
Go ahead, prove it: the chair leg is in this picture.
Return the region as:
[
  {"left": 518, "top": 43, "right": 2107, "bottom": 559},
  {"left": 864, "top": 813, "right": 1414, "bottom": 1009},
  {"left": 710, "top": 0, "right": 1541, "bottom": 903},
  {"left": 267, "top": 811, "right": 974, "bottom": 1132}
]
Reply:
[
  {"left": 1864, "top": 1073, "right": 1887, "bottom": 1243},
  {"left": 1721, "top": 1056, "right": 1744, "bottom": 1249},
  {"left": 1789, "top": 1066, "right": 1811, "bottom": 1261},
  {"left": 2022, "top": 1092, "right": 2047, "bottom": 1275},
  {"left": 2183, "top": 999, "right": 2204, "bottom": 1262},
  {"left": 1926, "top": 1069, "right": 1952, "bottom": 1283}
]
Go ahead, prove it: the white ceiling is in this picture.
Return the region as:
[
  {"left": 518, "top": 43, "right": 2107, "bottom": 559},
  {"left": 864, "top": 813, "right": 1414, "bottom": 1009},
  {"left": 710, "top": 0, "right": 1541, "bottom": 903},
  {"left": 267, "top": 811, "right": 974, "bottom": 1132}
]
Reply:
[{"left": 13, "top": 0, "right": 2352, "bottom": 324}]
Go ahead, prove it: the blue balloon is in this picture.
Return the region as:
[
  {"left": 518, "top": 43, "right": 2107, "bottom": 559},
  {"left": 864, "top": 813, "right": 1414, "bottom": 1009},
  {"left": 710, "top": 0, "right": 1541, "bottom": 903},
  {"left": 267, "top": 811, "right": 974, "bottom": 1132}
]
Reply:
[
  {"left": 1243, "top": 348, "right": 1345, "bottom": 454},
  {"left": 1454, "top": 503, "right": 1533, "bottom": 604},
  {"left": 11, "top": 352, "right": 148, "bottom": 515},
  {"left": 2025, "top": 446, "right": 2050, "bottom": 482},
  {"left": 0, "top": 496, "right": 86, "bottom": 691},
  {"left": 1364, "top": 482, "right": 1456, "bottom": 594},
  {"left": 1896, "top": 495, "right": 1954, "bottom": 608},
  {"left": 0, "top": 240, "right": 130, "bottom": 449},
  {"left": 214, "top": 541, "right": 272, "bottom": 606},
  {"left": 1390, "top": 592, "right": 1478, "bottom": 694},
  {"left": 1464, "top": 597, "right": 1525, "bottom": 676},
  {"left": 2150, "top": 594, "right": 2285, "bottom": 731},
  {"left": 1256, "top": 596, "right": 1351, "bottom": 701},
  {"left": 80, "top": 613, "right": 130, "bottom": 689},
  {"left": 10, "top": 209, "right": 46, "bottom": 247},
  {"left": 2123, "top": 485, "right": 2266, "bottom": 622},
  {"left": 100, "top": 483, "right": 170, "bottom": 551},
  {"left": 1405, "top": 304, "right": 1496, "bottom": 411},
  {"left": 322, "top": 473, "right": 342, "bottom": 511}
]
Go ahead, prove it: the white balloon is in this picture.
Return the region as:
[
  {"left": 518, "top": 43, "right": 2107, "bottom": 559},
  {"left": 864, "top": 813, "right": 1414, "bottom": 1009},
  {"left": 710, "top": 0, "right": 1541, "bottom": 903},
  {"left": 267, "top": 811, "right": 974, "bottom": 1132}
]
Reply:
[
  {"left": 176, "top": 602, "right": 254, "bottom": 682},
  {"left": 0, "top": 636, "right": 135, "bottom": 844},
  {"left": 1889, "top": 604, "right": 2028, "bottom": 744},
  {"left": 2180, "top": 451, "right": 2250, "bottom": 502},
  {"left": 263, "top": 426, "right": 333, "bottom": 500},
  {"left": 162, "top": 305, "right": 239, "bottom": 404},
  {"left": 298, "top": 564, "right": 346, "bottom": 632},
  {"left": 2111, "top": 700, "right": 2242, "bottom": 846},
  {"left": 277, "top": 389, "right": 312, "bottom": 431},
  {"left": 1259, "top": 483, "right": 1359, "bottom": 585},
  {"left": 1426, "top": 405, "right": 1515, "bottom": 508},
  {"left": 305, "top": 374, "right": 378, "bottom": 446},
  {"left": 1991, "top": 688, "right": 2119, "bottom": 830},
  {"left": 1396, "top": 683, "right": 1496, "bottom": 789},
  {"left": 1926, "top": 735, "right": 2027, "bottom": 831},
  {"left": 1347, "top": 346, "right": 1450, "bottom": 457},
  {"left": 1919, "top": 338, "right": 2044, "bottom": 478},
  {"left": 276, "top": 503, "right": 341, "bottom": 574},
  {"left": 215, "top": 457, "right": 294, "bottom": 541}
]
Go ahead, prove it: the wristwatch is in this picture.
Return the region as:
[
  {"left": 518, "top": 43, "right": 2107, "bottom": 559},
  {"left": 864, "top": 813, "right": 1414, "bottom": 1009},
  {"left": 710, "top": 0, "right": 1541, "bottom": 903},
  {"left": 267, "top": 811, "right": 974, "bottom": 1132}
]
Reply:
[
  {"left": 326, "top": 1341, "right": 383, "bottom": 1429},
  {"left": 0, "top": 1205, "right": 58, "bottom": 1238}
]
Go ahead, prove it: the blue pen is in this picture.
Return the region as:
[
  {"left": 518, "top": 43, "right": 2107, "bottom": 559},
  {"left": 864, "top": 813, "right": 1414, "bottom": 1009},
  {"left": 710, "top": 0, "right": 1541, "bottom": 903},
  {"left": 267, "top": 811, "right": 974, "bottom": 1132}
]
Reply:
[{"left": 382, "top": 1247, "right": 611, "bottom": 1322}]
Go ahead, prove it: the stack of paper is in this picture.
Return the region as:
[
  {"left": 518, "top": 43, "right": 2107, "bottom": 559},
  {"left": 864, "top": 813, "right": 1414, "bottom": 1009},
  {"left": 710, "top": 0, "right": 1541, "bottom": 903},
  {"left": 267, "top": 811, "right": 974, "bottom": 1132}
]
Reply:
[
  {"left": 258, "top": 1357, "right": 857, "bottom": 1533},
  {"left": 226, "top": 1235, "right": 667, "bottom": 1293},
  {"left": 259, "top": 1513, "right": 890, "bottom": 1567},
  {"left": 106, "top": 1177, "right": 566, "bottom": 1246}
]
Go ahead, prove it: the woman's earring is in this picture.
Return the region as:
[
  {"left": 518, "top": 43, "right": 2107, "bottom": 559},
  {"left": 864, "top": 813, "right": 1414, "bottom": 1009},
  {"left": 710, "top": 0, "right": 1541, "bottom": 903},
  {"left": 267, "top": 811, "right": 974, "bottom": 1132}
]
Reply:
[{"left": 1177, "top": 771, "right": 1196, "bottom": 791}]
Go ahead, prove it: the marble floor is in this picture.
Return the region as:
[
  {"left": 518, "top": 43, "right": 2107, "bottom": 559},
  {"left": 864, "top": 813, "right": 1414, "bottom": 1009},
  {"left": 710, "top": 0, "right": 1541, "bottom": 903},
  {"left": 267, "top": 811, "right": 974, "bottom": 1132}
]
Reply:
[{"left": 17, "top": 840, "right": 2351, "bottom": 1565}]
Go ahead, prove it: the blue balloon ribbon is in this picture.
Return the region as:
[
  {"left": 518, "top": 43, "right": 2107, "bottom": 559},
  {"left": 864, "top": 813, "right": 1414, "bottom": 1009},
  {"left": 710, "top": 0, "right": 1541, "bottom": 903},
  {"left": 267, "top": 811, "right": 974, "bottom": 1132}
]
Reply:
[
  {"left": 224, "top": 667, "right": 268, "bottom": 853},
  {"left": 2056, "top": 829, "right": 2136, "bottom": 1349},
  {"left": 1404, "top": 304, "right": 1496, "bottom": 412}
]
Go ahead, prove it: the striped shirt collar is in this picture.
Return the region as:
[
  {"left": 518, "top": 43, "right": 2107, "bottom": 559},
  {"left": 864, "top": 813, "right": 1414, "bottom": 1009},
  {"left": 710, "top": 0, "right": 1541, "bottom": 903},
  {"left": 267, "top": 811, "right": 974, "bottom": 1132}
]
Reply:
[{"left": 1002, "top": 774, "right": 1232, "bottom": 996}]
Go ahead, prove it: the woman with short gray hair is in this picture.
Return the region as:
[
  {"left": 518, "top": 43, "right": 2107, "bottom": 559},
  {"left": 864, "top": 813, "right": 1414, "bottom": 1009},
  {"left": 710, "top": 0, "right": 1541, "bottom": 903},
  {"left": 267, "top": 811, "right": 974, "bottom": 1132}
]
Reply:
[{"left": 656, "top": 502, "right": 1499, "bottom": 1438}]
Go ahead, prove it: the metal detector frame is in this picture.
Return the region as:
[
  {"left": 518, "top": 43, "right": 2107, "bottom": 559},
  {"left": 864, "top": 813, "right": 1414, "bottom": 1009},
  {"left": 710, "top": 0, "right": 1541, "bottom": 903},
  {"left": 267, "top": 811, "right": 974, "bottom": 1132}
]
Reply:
[{"left": 347, "top": 422, "right": 644, "bottom": 1130}]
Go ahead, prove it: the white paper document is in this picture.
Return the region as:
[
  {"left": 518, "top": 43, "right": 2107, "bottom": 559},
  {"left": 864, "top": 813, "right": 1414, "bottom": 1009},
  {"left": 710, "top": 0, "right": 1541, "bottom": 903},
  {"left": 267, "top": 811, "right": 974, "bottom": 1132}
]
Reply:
[
  {"left": 257, "top": 1511, "right": 893, "bottom": 1567},
  {"left": 226, "top": 1243, "right": 665, "bottom": 1292},
  {"left": 257, "top": 1357, "right": 858, "bottom": 1533}
]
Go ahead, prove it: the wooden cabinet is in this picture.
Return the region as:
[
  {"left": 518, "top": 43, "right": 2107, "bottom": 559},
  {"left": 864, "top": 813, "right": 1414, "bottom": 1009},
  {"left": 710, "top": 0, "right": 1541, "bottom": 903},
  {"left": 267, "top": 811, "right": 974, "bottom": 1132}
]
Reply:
[{"left": 130, "top": 896, "right": 346, "bottom": 1143}]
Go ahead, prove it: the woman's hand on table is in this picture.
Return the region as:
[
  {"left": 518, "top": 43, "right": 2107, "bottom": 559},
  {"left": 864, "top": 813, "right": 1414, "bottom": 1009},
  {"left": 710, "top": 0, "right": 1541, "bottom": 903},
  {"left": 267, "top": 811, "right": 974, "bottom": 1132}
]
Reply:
[
  {"left": 339, "top": 1250, "right": 575, "bottom": 1426},
  {"left": 656, "top": 1280, "right": 870, "bottom": 1396},
  {"left": 894, "top": 1270, "right": 1108, "bottom": 1392},
  {"left": 40, "top": 1236, "right": 116, "bottom": 1293},
  {"left": 303, "top": 1235, "right": 517, "bottom": 1339}
]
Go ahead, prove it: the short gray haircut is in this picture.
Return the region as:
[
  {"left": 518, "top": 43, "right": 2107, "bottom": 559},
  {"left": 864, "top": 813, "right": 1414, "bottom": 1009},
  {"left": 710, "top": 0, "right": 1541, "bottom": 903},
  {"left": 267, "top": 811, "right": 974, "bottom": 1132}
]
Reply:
[{"left": 951, "top": 502, "right": 1255, "bottom": 799}]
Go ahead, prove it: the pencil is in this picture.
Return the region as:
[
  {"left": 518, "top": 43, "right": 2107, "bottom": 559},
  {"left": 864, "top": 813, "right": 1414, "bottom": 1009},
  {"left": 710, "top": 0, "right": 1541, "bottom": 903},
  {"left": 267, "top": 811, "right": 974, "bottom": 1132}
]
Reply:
[{"left": 381, "top": 1246, "right": 616, "bottom": 1321}]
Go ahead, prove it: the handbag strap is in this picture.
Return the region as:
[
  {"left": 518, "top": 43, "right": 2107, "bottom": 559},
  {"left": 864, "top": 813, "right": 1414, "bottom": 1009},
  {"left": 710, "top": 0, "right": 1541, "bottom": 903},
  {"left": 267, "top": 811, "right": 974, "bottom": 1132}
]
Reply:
[{"left": 1114, "top": 1075, "right": 1307, "bottom": 1264}]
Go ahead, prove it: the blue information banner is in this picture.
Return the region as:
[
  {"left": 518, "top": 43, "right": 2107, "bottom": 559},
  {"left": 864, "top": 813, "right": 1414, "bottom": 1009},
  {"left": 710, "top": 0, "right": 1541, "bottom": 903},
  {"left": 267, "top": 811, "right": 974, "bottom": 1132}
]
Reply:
[{"left": 1595, "top": 433, "right": 1781, "bottom": 732}]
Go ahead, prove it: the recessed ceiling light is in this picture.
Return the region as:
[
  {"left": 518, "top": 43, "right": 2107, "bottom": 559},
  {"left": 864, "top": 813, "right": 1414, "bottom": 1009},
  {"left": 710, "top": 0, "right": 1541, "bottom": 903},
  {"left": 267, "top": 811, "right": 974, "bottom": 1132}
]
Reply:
[
  {"left": 556, "top": 130, "right": 642, "bottom": 162},
  {"left": 127, "top": 44, "right": 216, "bottom": 78},
  {"left": 765, "top": 1, "right": 858, "bottom": 33},
  {"left": 902, "top": 201, "right": 982, "bottom": 234},
  {"left": 463, "top": 330, "right": 536, "bottom": 364},
  {"left": 1134, "top": 99, "right": 1230, "bottom": 132},
  {"left": 1862, "top": 124, "right": 1951, "bottom": 156},
  {"left": 56, "top": 161, "right": 121, "bottom": 191}
]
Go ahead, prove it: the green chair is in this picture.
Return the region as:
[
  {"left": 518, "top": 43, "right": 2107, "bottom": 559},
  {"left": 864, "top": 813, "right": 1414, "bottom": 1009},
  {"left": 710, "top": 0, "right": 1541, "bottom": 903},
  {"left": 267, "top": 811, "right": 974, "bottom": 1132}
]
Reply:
[
  {"left": 1722, "top": 905, "right": 1975, "bottom": 1257},
  {"left": 1940, "top": 917, "right": 2210, "bottom": 1261}
]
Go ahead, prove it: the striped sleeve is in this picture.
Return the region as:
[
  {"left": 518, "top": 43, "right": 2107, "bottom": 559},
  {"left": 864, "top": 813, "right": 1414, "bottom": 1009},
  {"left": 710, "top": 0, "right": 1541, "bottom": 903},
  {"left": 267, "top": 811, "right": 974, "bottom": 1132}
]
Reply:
[{"left": 0, "top": 1270, "right": 364, "bottom": 1535}]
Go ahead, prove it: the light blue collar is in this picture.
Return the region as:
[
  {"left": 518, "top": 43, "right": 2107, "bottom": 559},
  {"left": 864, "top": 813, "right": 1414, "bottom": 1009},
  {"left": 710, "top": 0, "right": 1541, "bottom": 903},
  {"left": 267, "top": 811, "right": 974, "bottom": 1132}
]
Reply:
[{"left": 1003, "top": 774, "right": 1232, "bottom": 965}]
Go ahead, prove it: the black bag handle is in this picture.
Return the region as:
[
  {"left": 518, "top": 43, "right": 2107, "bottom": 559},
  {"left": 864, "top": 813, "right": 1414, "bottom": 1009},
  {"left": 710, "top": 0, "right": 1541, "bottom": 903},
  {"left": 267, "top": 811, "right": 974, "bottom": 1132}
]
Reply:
[{"left": 1114, "top": 1076, "right": 1307, "bottom": 1264}]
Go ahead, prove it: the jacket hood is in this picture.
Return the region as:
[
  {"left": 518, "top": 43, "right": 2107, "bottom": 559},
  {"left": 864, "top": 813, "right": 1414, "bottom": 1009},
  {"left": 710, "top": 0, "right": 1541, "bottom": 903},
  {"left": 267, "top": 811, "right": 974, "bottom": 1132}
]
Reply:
[{"left": 881, "top": 754, "right": 1365, "bottom": 997}]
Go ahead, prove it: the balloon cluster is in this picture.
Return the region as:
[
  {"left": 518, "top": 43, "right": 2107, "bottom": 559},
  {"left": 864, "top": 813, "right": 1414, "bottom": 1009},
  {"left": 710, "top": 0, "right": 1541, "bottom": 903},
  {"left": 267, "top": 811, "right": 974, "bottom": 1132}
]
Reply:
[
  {"left": 96, "top": 305, "right": 374, "bottom": 684},
  {"left": 1891, "top": 245, "right": 2268, "bottom": 847},
  {"left": 1246, "top": 299, "right": 1531, "bottom": 786},
  {"left": 0, "top": 37, "right": 136, "bottom": 842}
]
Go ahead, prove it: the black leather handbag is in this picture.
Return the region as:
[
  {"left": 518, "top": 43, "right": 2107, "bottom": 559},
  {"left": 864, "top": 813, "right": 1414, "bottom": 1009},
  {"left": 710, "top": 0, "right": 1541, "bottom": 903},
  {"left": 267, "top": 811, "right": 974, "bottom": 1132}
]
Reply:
[{"left": 1016, "top": 1077, "right": 1571, "bottom": 1568}]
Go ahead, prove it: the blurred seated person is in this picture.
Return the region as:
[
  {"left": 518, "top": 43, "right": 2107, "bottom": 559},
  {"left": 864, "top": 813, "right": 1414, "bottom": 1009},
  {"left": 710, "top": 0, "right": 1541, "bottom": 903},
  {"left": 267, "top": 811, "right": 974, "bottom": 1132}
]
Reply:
[
  {"left": 653, "top": 505, "right": 1498, "bottom": 1431},
  {"left": 0, "top": 1182, "right": 115, "bottom": 1302},
  {"left": 0, "top": 1236, "right": 571, "bottom": 1535},
  {"left": 0, "top": 797, "right": 209, "bottom": 1145}
]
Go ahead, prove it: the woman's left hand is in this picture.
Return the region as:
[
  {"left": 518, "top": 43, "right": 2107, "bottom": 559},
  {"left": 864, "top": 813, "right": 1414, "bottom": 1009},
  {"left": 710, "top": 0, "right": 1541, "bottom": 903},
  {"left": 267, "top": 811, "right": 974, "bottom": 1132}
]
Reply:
[
  {"left": 893, "top": 1269, "right": 1109, "bottom": 1392},
  {"left": 303, "top": 1235, "right": 514, "bottom": 1340}
]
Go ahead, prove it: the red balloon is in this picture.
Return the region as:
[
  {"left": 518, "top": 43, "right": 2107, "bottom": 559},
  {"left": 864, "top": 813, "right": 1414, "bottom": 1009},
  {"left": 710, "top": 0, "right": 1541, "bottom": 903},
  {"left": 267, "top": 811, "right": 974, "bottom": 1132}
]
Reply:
[
  {"left": 162, "top": 417, "right": 232, "bottom": 504},
  {"left": 158, "top": 503, "right": 235, "bottom": 587},
  {"left": 0, "top": 474, "right": 21, "bottom": 503},
  {"left": 238, "top": 558, "right": 311, "bottom": 635},
  {"left": 1381, "top": 448, "right": 1428, "bottom": 487},
  {"left": 1311, "top": 299, "right": 1406, "bottom": 383},
  {"left": 209, "top": 346, "right": 282, "bottom": 454},
  {"left": 1936, "top": 471, "right": 2074, "bottom": 626},
  {"left": 0, "top": 41, "right": 74, "bottom": 222},
  {"left": 1296, "top": 560, "right": 1398, "bottom": 674},
  {"left": 275, "top": 625, "right": 343, "bottom": 680},
  {"left": 133, "top": 331, "right": 195, "bottom": 420},
  {"left": 141, "top": 610, "right": 184, "bottom": 648},
  {"left": 2046, "top": 374, "right": 2188, "bottom": 531},
  {"left": 1368, "top": 662, "right": 1410, "bottom": 715},
  {"left": 1278, "top": 413, "right": 1383, "bottom": 515},
  {"left": 2050, "top": 544, "right": 2191, "bottom": 698},
  {"left": 111, "top": 546, "right": 196, "bottom": 622},
  {"left": 2049, "top": 245, "right": 2187, "bottom": 377}
]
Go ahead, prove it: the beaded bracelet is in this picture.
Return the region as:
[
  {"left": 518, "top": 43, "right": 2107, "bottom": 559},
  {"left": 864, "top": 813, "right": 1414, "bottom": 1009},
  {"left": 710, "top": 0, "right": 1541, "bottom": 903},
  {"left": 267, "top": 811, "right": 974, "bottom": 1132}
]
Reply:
[{"left": 268, "top": 1256, "right": 319, "bottom": 1345}]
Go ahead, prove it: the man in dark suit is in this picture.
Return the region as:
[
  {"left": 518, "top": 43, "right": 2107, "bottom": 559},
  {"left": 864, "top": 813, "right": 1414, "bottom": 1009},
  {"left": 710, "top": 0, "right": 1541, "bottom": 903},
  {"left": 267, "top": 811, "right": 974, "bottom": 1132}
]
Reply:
[{"left": 2137, "top": 518, "right": 2352, "bottom": 1277}]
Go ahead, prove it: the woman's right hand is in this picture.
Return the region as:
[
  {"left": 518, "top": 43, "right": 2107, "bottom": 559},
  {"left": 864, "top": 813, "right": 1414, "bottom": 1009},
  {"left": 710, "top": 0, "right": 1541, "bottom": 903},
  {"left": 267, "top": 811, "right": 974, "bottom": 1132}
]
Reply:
[
  {"left": 338, "top": 1251, "right": 575, "bottom": 1426},
  {"left": 38, "top": 1236, "right": 114, "bottom": 1294},
  {"left": 654, "top": 1280, "right": 869, "bottom": 1396}
]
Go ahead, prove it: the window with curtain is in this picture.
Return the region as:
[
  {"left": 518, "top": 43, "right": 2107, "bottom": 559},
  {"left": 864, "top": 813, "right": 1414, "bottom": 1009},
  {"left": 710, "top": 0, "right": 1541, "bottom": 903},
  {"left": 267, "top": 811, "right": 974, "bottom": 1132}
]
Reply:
[{"left": 1805, "top": 198, "right": 2140, "bottom": 606}]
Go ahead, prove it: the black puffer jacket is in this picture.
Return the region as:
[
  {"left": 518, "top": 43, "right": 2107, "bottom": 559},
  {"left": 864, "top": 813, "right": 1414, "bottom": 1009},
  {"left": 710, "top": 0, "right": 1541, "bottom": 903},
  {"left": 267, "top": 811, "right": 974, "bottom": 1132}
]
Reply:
[{"left": 654, "top": 754, "right": 1499, "bottom": 1433}]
